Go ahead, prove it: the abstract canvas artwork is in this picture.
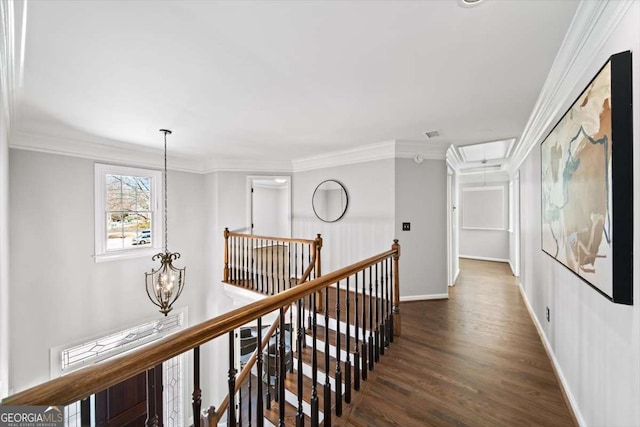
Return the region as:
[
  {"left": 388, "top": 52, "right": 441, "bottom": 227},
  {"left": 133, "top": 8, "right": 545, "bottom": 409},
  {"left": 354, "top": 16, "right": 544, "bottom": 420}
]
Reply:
[{"left": 541, "top": 51, "right": 633, "bottom": 304}]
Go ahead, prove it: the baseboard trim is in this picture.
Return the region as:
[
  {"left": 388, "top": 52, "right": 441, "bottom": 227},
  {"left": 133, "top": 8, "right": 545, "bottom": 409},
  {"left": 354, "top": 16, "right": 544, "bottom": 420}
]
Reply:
[
  {"left": 517, "top": 283, "right": 585, "bottom": 427},
  {"left": 459, "top": 255, "right": 509, "bottom": 263},
  {"left": 508, "top": 260, "right": 515, "bottom": 276},
  {"left": 400, "top": 293, "right": 449, "bottom": 302}
]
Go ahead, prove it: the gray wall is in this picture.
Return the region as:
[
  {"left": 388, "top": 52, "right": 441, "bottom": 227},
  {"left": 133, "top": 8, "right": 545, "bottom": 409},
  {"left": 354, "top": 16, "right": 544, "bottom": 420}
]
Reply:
[
  {"left": 8, "top": 149, "right": 208, "bottom": 404},
  {"left": 0, "top": 100, "right": 9, "bottom": 398},
  {"left": 519, "top": 3, "right": 640, "bottom": 425},
  {"left": 395, "top": 158, "right": 447, "bottom": 299},
  {"left": 459, "top": 182, "right": 510, "bottom": 261},
  {"left": 292, "top": 159, "right": 395, "bottom": 274}
]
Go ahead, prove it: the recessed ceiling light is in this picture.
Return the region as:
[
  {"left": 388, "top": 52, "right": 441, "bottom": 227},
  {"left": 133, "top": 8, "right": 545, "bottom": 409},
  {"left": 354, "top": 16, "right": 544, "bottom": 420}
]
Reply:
[
  {"left": 274, "top": 178, "right": 287, "bottom": 184},
  {"left": 425, "top": 130, "right": 440, "bottom": 139},
  {"left": 458, "top": 0, "right": 484, "bottom": 8}
]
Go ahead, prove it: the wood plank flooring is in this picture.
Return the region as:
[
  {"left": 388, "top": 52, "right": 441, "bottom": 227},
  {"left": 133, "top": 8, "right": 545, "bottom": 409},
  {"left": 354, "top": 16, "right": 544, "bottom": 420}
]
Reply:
[{"left": 335, "top": 258, "right": 576, "bottom": 427}]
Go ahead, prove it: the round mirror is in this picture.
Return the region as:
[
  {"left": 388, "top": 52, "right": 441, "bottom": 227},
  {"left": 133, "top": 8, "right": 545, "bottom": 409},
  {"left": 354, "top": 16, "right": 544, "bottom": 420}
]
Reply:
[{"left": 312, "top": 180, "right": 348, "bottom": 223}]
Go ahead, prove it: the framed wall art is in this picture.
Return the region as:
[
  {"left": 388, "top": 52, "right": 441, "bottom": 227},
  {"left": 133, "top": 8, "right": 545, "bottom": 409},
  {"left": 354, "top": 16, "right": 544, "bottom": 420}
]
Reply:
[{"left": 541, "top": 50, "right": 633, "bottom": 305}]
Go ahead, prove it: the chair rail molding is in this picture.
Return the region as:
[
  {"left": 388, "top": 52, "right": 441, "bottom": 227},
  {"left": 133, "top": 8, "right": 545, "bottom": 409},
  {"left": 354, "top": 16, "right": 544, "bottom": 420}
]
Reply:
[{"left": 508, "top": 0, "right": 635, "bottom": 175}]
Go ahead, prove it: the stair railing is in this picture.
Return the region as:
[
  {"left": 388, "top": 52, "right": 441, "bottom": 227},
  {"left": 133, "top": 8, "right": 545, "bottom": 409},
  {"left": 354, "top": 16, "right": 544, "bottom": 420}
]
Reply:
[
  {"left": 224, "top": 228, "right": 323, "bottom": 296},
  {"left": 208, "top": 239, "right": 402, "bottom": 426},
  {"left": 209, "top": 247, "right": 318, "bottom": 425},
  {"left": 2, "top": 238, "right": 401, "bottom": 427}
]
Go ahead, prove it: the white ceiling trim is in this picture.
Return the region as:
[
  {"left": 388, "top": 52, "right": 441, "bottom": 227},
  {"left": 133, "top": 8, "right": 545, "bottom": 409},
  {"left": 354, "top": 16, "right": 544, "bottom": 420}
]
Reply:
[
  {"left": 291, "top": 141, "right": 396, "bottom": 172},
  {"left": 10, "top": 130, "right": 207, "bottom": 173},
  {"left": 11, "top": 129, "right": 449, "bottom": 175},
  {"left": 446, "top": 145, "right": 463, "bottom": 174},
  {"left": 292, "top": 140, "right": 446, "bottom": 172},
  {"left": 394, "top": 140, "right": 448, "bottom": 161},
  {"left": 0, "top": 0, "right": 27, "bottom": 128},
  {"left": 9, "top": 130, "right": 293, "bottom": 174},
  {"left": 201, "top": 158, "right": 292, "bottom": 174},
  {"left": 508, "top": 0, "right": 634, "bottom": 176}
]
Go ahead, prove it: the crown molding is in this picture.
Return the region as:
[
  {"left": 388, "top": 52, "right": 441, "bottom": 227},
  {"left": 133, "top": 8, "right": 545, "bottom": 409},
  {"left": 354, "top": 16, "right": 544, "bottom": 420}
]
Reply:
[
  {"left": 201, "top": 158, "right": 292, "bottom": 174},
  {"left": 10, "top": 130, "right": 294, "bottom": 174},
  {"left": 10, "top": 130, "right": 448, "bottom": 175},
  {"left": 0, "top": 0, "right": 27, "bottom": 128},
  {"left": 291, "top": 141, "right": 396, "bottom": 172},
  {"left": 508, "top": 0, "right": 635, "bottom": 176},
  {"left": 445, "top": 145, "right": 463, "bottom": 174},
  {"left": 291, "top": 139, "right": 446, "bottom": 172},
  {"left": 394, "top": 140, "right": 448, "bottom": 160},
  {"left": 10, "top": 130, "right": 210, "bottom": 173}
]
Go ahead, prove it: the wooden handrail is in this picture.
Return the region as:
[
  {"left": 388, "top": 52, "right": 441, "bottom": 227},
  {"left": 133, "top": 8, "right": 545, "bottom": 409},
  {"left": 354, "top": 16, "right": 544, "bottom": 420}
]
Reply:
[
  {"left": 2, "top": 245, "right": 399, "bottom": 407},
  {"left": 226, "top": 228, "right": 317, "bottom": 245}
]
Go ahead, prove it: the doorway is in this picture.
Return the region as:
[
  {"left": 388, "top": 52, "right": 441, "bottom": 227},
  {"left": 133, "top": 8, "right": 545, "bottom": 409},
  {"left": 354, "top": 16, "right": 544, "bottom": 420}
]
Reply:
[
  {"left": 247, "top": 176, "right": 291, "bottom": 238},
  {"left": 91, "top": 365, "right": 163, "bottom": 427},
  {"left": 446, "top": 169, "right": 460, "bottom": 286}
]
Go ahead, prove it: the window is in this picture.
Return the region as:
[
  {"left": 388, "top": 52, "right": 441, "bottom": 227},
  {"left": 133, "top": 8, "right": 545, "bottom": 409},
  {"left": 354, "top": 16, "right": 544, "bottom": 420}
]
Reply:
[{"left": 95, "top": 164, "right": 162, "bottom": 262}]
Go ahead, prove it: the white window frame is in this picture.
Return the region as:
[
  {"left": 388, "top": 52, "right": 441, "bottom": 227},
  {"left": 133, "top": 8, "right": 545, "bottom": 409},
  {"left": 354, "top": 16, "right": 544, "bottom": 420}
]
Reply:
[{"left": 94, "top": 163, "right": 162, "bottom": 262}]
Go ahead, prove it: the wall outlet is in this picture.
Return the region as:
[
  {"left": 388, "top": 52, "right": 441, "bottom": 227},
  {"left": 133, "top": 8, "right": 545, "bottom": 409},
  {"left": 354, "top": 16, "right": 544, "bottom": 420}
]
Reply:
[
  {"left": 546, "top": 307, "right": 550, "bottom": 322},
  {"left": 402, "top": 222, "right": 411, "bottom": 231}
]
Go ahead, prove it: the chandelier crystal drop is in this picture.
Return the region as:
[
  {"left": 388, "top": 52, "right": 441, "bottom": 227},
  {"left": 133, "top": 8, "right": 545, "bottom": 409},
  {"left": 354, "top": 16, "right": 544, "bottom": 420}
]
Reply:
[{"left": 145, "top": 129, "right": 186, "bottom": 316}]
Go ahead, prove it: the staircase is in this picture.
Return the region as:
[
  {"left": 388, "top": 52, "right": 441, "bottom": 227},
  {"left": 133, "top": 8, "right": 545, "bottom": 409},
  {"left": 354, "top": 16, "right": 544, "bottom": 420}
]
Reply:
[
  {"left": 1, "top": 230, "right": 401, "bottom": 427},
  {"left": 217, "top": 230, "right": 399, "bottom": 427}
]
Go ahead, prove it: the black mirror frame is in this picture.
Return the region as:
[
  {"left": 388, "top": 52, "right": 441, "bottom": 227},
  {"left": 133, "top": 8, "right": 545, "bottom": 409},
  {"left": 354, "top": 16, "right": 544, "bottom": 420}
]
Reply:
[{"left": 312, "top": 179, "right": 349, "bottom": 223}]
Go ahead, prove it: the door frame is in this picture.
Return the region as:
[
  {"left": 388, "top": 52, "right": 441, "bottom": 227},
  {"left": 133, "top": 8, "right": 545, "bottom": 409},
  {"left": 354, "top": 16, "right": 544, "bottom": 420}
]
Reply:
[{"left": 246, "top": 175, "right": 292, "bottom": 238}]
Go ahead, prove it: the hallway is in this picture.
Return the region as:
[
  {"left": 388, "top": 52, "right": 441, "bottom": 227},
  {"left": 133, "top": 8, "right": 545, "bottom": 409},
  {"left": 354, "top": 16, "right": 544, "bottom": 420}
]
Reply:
[{"left": 337, "top": 258, "right": 576, "bottom": 426}]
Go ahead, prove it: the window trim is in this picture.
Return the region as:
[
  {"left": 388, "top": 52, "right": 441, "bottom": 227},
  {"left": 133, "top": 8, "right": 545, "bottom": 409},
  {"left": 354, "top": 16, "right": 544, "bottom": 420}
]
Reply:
[{"left": 94, "top": 163, "right": 163, "bottom": 262}]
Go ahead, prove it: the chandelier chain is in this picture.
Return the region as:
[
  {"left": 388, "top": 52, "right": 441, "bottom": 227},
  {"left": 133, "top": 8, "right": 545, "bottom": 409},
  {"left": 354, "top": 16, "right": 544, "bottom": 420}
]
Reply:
[{"left": 163, "top": 130, "right": 168, "bottom": 253}]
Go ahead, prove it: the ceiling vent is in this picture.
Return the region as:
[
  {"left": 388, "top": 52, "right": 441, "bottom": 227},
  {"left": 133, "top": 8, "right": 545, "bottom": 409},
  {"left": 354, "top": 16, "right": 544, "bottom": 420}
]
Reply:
[{"left": 425, "top": 130, "right": 440, "bottom": 139}]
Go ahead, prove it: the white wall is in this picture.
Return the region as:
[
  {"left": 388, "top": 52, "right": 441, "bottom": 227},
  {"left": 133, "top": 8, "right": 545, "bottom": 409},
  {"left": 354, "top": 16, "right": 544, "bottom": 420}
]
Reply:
[
  {"left": 8, "top": 149, "right": 208, "bottom": 402},
  {"left": 459, "top": 181, "right": 510, "bottom": 261},
  {"left": 519, "top": 3, "right": 640, "bottom": 425},
  {"left": 292, "top": 159, "right": 395, "bottom": 274},
  {"left": 395, "top": 158, "right": 448, "bottom": 299},
  {"left": 0, "top": 95, "right": 9, "bottom": 399}
]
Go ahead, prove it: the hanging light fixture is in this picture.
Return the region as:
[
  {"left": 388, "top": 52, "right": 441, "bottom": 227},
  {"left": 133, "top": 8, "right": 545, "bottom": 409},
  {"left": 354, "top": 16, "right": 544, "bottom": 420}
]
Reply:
[{"left": 145, "top": 129, "right": 186, "bottom": 316}]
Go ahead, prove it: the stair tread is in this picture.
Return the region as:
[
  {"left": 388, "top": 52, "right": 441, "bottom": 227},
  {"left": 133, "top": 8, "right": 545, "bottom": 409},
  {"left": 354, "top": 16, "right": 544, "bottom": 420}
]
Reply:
[{"left": 298, "top": 343, "right": 356, "bottom": 382}]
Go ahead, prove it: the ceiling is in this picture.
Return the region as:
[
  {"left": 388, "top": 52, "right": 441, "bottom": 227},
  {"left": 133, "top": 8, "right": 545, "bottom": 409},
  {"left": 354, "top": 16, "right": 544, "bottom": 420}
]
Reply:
[{"left": 14, "top": 0, "right": 579, "bottom": 167}]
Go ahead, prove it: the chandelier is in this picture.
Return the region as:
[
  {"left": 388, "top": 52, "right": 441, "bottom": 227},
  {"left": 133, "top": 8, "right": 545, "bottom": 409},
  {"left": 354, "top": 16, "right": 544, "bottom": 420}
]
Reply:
[{"left": 145, "top": 129, "right": 186, "bottom": 316}]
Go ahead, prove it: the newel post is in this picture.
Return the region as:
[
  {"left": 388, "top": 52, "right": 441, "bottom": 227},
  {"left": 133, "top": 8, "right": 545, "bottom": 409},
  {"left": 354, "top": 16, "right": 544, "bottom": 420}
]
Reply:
[
  {"left": 392, "top": 239, "right": 401, "bottom": 337},
  {"left": 315, "top": 234, "right": 323, "bottom": 312},
  {"left": 223, "top": 228, "right": 230, "bottom": 282}
]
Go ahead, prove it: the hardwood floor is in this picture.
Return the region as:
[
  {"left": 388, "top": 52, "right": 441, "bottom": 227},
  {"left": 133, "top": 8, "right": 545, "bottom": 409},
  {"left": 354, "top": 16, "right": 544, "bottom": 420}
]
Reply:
[{"left": 335, "top": 258, "right": 576, "bottom": 427}]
